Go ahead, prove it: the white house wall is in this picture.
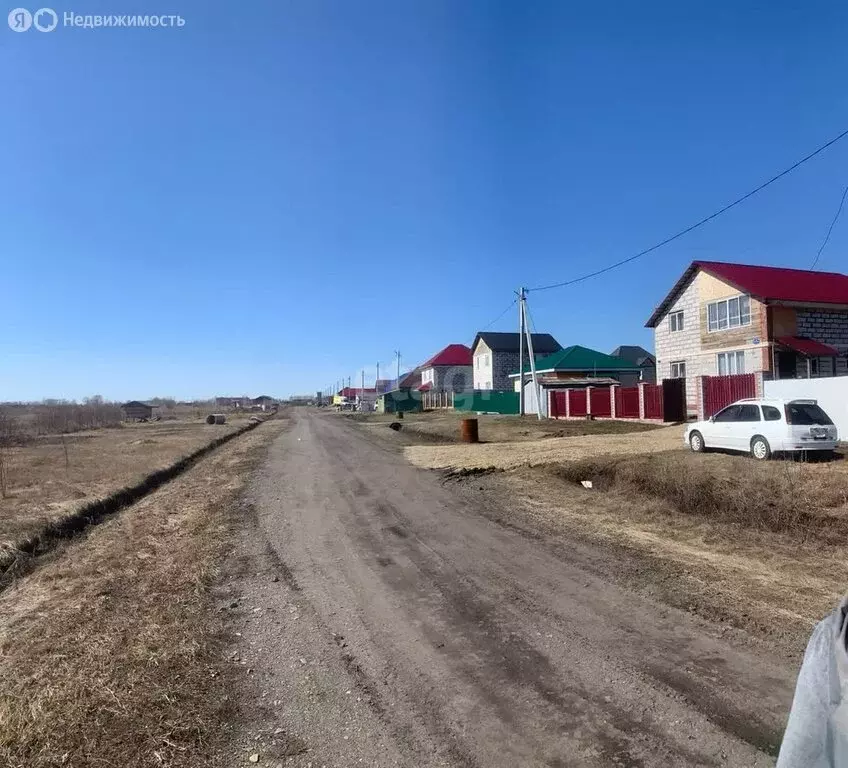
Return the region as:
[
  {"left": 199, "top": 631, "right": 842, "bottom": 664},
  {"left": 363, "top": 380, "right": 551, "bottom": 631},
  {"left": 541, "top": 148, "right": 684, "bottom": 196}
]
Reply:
[{"left": 764, "top": 377, "right": 848, "bottom": 438}]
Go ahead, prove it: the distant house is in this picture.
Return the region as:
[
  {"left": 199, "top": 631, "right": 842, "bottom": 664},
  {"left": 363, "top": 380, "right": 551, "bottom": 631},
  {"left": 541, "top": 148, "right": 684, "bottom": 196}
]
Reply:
[
  {"left": 646, "top": 260, "right": 848, "bottom": 413},
  {"left": 472, "top": 332, "right": 562, "bottom": 390},
  {"left": 508, "top": 345, "right": 642, "bottom": 390},
  {"left": 610, "top": 345, "right": 656, "bottom": 383},
  {"left": 121, "top": 401, "right": 153, "bottom": 421},
  {"left": 418, "top": 344, "right": 473, "bottom": 393},
  {"left": 215, "top": 396, "right": 244, "bottom": 408}
]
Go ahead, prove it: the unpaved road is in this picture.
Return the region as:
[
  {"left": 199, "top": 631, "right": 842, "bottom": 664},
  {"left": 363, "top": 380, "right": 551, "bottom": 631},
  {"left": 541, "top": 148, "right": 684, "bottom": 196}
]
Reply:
[{"left": 233, "top": 409, "right": 796, "bottom": 767}]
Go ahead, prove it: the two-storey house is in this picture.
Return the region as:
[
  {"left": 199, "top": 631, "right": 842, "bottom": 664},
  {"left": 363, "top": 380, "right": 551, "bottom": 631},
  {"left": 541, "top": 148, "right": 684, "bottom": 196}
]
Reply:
[
  {"left": 471, "top": 332, "right": 562, "bottom": 390},
  {"left": 646, "top": 261, "right": 848, "bottom": 414}
]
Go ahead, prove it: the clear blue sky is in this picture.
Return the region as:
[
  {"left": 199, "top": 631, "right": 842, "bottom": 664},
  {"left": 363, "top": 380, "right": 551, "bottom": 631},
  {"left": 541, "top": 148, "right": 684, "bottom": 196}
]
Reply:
[{"left": 3, "top": 1, "right": 848, "bottom": 400}]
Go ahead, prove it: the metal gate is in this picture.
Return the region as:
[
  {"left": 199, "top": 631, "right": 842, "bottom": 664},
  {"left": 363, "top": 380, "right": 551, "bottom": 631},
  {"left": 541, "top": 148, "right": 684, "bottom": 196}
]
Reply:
[
  {"left": 701, "top": 373, "right": 757, "bottom": 419},
  {"left": 661, "top": 378, "right": 686, "bottom": 422}
]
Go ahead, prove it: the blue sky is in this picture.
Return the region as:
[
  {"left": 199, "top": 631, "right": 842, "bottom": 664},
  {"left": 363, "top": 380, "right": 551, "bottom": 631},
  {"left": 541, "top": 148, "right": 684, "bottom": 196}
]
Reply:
[{"left": 2, "top": 1, "right": 848, "bottom": 400}]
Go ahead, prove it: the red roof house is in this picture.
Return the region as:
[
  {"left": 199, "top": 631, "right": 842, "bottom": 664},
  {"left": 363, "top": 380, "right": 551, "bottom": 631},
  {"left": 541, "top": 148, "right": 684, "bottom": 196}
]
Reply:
[
  {"left": 646, "top": 261, "right": 848, "bottom": 413},
  {"left": 418, "top": 343, "right": 473, "bottom": 392}
]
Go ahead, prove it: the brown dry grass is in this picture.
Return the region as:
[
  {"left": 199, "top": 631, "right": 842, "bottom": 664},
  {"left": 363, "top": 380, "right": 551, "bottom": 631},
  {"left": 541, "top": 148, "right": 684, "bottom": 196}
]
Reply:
[
  {"left": 554, "top": 450, "right": 848, "bottom": 538},
  {"left": 404, "top": 423, "right": 685, "bottom": 469},
  {"left": 348, "top": 409, "right": 664, "bottom": 445},
  {"left": 0, "top": 415, "right": 289, "bottom": 768},
  {"left": 0, "top": 417, "right": 253, "bottom": 551}
]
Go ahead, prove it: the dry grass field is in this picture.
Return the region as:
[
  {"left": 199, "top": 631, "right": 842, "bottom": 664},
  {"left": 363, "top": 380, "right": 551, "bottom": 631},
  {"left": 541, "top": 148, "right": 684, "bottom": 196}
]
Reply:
[
  {"left": 0, "top": 414, "right": 290, "bottom": 768},
  {"left": 0, "top": 416, "right": 254, "bottom": 554}
]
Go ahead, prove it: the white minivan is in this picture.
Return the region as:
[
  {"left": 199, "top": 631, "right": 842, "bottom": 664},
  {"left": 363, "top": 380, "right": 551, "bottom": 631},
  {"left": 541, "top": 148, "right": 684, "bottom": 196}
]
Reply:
[{"left": 685, "top": 398, "right": 839, "bottom": 460}]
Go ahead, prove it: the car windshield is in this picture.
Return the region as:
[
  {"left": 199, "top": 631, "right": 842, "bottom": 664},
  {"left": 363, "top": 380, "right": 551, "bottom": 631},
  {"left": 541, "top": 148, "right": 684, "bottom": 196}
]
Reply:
[{"left": 786, "top": 403, "right": 834, "bottom": 425}]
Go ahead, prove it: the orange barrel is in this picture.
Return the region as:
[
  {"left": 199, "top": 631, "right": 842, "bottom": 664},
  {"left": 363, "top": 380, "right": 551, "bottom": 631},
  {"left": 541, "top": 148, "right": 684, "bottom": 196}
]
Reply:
[{"left": 460, "top": 418, "right": 479, "bottom": 443}]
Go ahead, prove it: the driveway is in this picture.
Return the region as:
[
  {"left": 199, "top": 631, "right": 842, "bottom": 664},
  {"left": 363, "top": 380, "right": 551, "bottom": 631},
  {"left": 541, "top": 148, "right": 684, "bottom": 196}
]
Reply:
[{"left": 234, "top": 410, "right": 793, "bottom": 767}]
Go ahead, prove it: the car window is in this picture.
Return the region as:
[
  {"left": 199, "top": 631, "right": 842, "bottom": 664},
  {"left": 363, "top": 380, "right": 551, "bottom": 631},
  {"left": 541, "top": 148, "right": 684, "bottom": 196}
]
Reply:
[
  {"left": 762, "top": 405, "right": 782, "bottom": 421},
  {"left": 736, "top": 404, "right": 760, "bottom": 422},
  {"left": 786, "top": 403, "right": 834, "bottom": 426},
  {"left": 713, "top": 405, "right": 741, "bottom": 422}
]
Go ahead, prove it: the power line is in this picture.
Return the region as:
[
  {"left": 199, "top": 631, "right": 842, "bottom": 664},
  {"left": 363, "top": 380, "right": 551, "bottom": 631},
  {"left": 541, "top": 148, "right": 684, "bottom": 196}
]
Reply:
[
  {"left": 481, "top": 298, "right": 517, "bottom": 330},
  {"left": 528, "top": 126, "right": 848, "bottom": 293},
  {"left": 811, "top": 185, "right": 848, "bottom": 269}
]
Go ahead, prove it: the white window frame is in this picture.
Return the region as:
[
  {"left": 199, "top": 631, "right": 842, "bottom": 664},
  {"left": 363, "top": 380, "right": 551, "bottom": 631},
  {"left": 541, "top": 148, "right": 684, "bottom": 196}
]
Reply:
[
  {"left": 669, "top": 360, "right": 686, "bottom": 379},
  {"left": 707, "top": 295, "right": 751, "bottom": 332},
  {"left": 669, "top": 310, "right": 684, "bottom": 333},
  {"left": 716, "top": 350, "right": 746, "bottom": 375}
]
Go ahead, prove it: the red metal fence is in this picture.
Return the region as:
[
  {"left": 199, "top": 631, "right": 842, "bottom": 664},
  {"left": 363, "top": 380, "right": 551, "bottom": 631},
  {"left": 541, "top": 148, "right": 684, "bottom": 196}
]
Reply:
[
  {"left": 643, "top": 384, "right": 663, "bottom": 419},
  {"left": 569, "top": 389, "right": 587, "bottom": 416},
  {"left": 589, "top": 387, "right": 611, "bottom": 417},
  {"left": 550, "top": 391, "right": 566, "bottom": 418},
  {"left": 615, "top": 386, "right": 640, "bottom": 418},
  {"left": 701, "top": 373, "right": 757, "bottom": 419}
]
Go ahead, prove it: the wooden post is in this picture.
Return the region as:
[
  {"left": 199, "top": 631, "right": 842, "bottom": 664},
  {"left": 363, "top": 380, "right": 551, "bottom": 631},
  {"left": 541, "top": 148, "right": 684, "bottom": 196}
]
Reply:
[{"left": 638, "top": 383, "right": 646, "bottom": 420}]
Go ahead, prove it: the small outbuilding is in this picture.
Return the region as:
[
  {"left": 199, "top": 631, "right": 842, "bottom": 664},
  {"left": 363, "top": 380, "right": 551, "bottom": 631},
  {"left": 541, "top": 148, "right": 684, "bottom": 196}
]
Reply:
[{"left": 122, "top": 400, "right": 153, "bottom": 421}]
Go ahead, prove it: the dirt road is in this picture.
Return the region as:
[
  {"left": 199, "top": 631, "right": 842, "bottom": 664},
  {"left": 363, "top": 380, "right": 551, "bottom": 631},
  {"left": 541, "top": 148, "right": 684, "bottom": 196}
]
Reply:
[{"left": 234, "top": 409, "right": 797, "bottom": 767}]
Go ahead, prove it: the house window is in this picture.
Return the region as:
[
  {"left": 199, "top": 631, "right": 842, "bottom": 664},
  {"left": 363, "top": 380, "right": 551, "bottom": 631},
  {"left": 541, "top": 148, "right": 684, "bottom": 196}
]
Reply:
[
  {"left": 669, "top": 310, "right": 684, "bottom": 332},
  {"left": 707, "top": 295, "right": 751, "bottom": 332},
  {"left": 717, "top": 350, "right": 746, "bottom": 375},
  {"left": 670, "top": 361, "right": 686, "bottom": 378}
]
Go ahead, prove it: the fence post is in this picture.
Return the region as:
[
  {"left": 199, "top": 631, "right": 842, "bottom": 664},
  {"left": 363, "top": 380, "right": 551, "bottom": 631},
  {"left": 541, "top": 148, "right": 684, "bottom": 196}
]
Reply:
[
  {"left": 697, "top": 377, "right": 705, "bottom": 421},
  {"left": 638, "top": 383, "right": 646, "bottom": 420},
  {"left": 586, "top": 387, "right": 592, "bottom": 416},
  {"left": 565, "top": 389, "right": 572, "bottom": 418},
  {"left": 610, "top": 384, "right": 618, "bottom": 419}
]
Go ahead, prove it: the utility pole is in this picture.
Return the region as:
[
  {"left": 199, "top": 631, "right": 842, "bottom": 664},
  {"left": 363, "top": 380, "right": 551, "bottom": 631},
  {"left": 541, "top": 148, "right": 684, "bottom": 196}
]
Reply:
[
  {"left": 376, "top": 362, "right": 380, "bottom": 391},
  {"left": 518, "top": 287, "right": 526, "bottom": 416},
  {"left": 395, "top": 351, "right": 401, "bottom": 388},
  {"left": 522, "top": 296, "right": 543, "bottom": 420},
  {"left": 361, "top": 369, "right": 365, "bottom": 403}
]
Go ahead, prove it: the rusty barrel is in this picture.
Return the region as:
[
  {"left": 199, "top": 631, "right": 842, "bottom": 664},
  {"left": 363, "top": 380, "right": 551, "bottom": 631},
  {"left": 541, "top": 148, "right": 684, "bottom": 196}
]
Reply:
[{"left": 460, "top": 418, "right": 479, "bottom": 443}]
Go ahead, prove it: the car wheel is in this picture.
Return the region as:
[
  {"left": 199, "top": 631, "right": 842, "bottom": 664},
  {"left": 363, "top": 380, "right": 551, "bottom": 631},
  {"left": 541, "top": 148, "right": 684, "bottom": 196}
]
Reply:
[
  {"left": 689, "top": 431, "right": 705, "bottom": 453},
  {"left": 750, "top": 435, "right": 771, "bottom": 461}
]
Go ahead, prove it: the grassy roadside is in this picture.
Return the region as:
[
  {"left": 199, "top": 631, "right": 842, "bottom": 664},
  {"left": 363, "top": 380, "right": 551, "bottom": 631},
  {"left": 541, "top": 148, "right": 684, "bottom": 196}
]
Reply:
[{"left": 0, "top": 415, "right": 289, "bottom": 768}]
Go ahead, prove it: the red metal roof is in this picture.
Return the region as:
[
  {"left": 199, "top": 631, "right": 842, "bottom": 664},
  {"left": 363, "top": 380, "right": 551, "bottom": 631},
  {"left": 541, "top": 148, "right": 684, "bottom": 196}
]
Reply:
[
  {"left": 337, "top": 387, "right": 377, "bottom": 398},
  {"left": 417, "top": 382, "right": 432, "bottom": 392},
  {"left": 775, "top": 336, "right": 839, "bottom": 356},
  {"left": 695, "top": 261, "right": 848, "bottom": 304},
  {"left": 421, "top": 343, "right": 472, "bottom": 368},
  {"left": 646, "top": 261, "right": 848, "bottom": 327}
]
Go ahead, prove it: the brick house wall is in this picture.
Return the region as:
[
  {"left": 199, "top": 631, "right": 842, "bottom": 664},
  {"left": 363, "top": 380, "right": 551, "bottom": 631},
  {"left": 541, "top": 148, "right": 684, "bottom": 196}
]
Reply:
[
  {"left": 795, "top": 309, "right": 848, "bottom": 377},
  {"left": 653, "top": 272, "right": 704, "bottom": 414},
  {"left": 654, "top": 271, "right": 768, "bottom": 414},
  {"left": 474, "top": 339, "right": 553, "bottom": 391}
]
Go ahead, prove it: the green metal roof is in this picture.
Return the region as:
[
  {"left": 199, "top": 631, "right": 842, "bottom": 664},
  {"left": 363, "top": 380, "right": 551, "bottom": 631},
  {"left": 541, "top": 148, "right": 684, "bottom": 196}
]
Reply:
[{"left": 510, "top": 345, "right": 641, "bottom": 376}]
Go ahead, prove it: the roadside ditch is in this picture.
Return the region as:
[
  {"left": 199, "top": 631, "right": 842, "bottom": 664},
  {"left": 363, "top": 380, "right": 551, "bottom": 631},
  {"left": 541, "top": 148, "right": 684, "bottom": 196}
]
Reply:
[{"left": 0, "top": 416, "right": 271, "bottom": 591}]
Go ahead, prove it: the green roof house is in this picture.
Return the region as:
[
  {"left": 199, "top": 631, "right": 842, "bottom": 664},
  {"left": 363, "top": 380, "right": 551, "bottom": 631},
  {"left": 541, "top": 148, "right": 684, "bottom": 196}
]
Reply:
[{"left": 508, "top": 345, "right": 641, "bottom": 391}]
